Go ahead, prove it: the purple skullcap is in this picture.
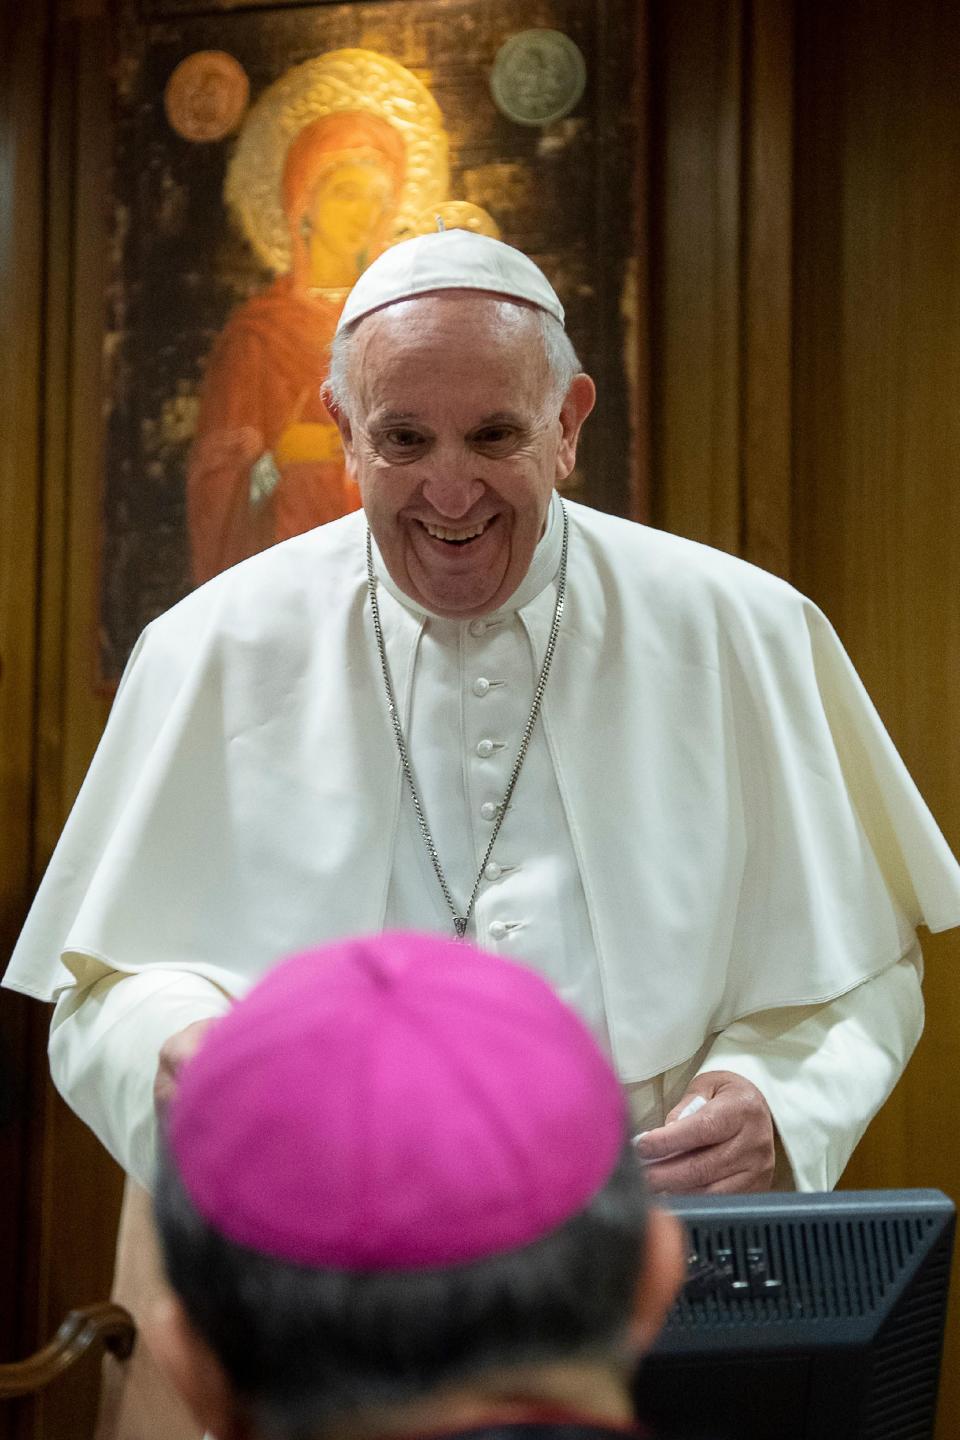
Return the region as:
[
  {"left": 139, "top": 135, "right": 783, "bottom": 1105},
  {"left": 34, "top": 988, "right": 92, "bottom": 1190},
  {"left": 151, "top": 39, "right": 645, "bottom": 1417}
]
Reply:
[{"left": 167, "top": 932, "right": 627, "bottom": 1270}]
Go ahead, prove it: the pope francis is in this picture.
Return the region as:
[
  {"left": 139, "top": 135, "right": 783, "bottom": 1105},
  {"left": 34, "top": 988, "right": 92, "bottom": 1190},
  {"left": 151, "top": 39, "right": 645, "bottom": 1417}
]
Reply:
[{"left": 6, "top": 229, "right": 960, "bottom": 1209}]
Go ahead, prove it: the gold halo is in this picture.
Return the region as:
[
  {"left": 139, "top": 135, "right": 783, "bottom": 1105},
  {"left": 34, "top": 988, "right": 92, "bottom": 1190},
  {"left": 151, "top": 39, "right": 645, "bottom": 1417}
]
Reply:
[
  {"left": 225, "top": 49, "right": 450, "bottom": 274},
  {"left": 398, "top": 201, "right": 502, "bottom": 241}
]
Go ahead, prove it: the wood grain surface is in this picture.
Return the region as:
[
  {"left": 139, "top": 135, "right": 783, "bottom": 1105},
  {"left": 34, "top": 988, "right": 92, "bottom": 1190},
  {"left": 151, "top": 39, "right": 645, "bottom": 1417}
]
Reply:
[
  {"left": 792, "top": 5, "right": 960, "bottom": 1434},
  {"left": 0, "top": 11, "right": 49, "bottom": 1431},
  {"left": 0, "top": 8, "right": 123, "bottom": 1440}
]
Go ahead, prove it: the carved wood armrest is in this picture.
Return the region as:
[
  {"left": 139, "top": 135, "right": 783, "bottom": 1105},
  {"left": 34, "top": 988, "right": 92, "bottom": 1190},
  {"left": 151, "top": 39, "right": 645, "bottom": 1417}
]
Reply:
[{"left": 0, "top": 1304, "right": 136, "bottom": 1397}]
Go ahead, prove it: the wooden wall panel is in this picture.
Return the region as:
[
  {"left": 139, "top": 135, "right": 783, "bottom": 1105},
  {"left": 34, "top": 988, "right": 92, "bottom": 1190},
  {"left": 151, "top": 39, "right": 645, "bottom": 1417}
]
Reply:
[
  {"left": 648, "top": 0, "right": 792, "bottom": 576},
  {"left": 651, "top": 2, "right": 959, "bottom": 1429},
  {"left": 793, "top": 4, "right": 960, "bottom": 1435},
  {"left": 740, "top": 0, "right": 791, "bottom": 579},
  {"left": 649, "top": 0, "right": 743, "bottom": 554},
  {"left": 32, "top": 9, "right": 125, "bottom": 1434},
  {"left": 2, "top": 5, "right": 124, "bottom": 1438},
  {"left": 0, "top": 10, "right": 53, "bottom": 1433}
]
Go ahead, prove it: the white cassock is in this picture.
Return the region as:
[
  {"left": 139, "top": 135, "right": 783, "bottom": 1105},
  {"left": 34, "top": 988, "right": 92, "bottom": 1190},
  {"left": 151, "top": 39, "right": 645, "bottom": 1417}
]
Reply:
[{"left": 5, "top": 496, "right": 960, "bottom": 1191}]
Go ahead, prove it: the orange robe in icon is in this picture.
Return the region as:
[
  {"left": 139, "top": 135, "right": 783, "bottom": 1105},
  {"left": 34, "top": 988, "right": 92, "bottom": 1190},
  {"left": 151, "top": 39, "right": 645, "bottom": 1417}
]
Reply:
[{"left": 186, "top": 277, "right": 360, "bottom": 585}]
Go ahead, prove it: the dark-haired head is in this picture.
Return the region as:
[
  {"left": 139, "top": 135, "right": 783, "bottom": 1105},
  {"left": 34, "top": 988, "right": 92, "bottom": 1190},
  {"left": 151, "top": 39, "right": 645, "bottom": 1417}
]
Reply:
[
  {"left": 152, "top": 1133, "right": 685, "bottom": 1440},
  {"left": 147, "top": 935, "right": 684, "bottom": 1440}
]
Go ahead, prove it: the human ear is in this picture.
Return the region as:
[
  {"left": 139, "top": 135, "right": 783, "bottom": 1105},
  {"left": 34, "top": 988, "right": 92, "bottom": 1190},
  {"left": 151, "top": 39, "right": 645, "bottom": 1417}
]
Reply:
[
  {"left": 554, "top": 373, "right": 596, "bottom": 481},
  {"left": 323, "top": 383, "right": 357, "bottom": 468},
  {"left": 626, "top": 1206, "right": 687, "bottom": 1355},
  {"left": 144, "top": 1293, "right": 253, "bottom": 1440}
]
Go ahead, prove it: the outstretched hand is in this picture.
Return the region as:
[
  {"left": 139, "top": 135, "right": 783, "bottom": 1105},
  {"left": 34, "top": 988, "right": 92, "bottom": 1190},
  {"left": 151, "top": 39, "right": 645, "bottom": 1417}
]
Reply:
[{"left": 634, "top": 1070, "right": 776, "bottom": 1194}]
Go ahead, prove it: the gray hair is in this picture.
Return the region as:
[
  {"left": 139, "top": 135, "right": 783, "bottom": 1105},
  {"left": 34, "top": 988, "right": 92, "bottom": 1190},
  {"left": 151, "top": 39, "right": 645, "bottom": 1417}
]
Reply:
[{"left": 325, "top": 300, "right": 582, "bottom": 417}]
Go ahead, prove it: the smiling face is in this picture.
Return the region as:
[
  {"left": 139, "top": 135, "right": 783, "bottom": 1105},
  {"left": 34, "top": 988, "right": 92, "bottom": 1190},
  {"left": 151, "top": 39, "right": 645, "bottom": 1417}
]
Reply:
[{"left": 334, "top": 294, "right": 595, "bottom": 617}]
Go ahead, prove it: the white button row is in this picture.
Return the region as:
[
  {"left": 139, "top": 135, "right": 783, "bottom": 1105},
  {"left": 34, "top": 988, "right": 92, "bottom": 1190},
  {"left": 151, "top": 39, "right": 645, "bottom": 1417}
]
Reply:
[
  {"left": 476, "top": 738, "right": 495, "bottom": 758},
  {"left": 480, "top": 801, "right": 499, "bottom": 821},
  {"left": 472, "top": 677, "right": 491, "bottom": 697}
]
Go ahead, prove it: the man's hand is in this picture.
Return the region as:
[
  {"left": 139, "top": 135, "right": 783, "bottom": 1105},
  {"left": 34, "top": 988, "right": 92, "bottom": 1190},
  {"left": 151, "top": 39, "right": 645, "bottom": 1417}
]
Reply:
[
  {"left": 154, "top": 1019, "right": 218, "bottom": 1118},
  {"left": 634, "top": 1071, "right": 776, "bottom": 1194}
]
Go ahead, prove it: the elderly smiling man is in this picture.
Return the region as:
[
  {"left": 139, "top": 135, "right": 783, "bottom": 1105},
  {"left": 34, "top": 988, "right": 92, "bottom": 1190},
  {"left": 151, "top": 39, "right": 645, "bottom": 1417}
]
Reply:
[{"left": 6, "top": 229, "right": 960, "bottom": 1203}]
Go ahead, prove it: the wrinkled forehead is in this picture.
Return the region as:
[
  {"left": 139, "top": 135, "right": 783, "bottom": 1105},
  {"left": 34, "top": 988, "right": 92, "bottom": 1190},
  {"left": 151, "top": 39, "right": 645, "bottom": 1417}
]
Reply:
[{"left": 349, "top": 291, "right": 551, "bottom": 411}]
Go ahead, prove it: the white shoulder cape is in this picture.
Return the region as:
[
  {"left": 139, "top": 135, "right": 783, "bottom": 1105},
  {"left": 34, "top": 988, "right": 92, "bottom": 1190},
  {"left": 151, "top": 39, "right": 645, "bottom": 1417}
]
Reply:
[{"left": 6, "top": 502, "right": 960, "bottom": 1082}]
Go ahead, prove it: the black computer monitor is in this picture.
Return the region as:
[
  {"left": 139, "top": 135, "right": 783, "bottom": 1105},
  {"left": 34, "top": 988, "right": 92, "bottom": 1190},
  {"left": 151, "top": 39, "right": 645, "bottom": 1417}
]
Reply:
[{"left": 636, "top": 1189, "right": 954, "bottom": 1440}]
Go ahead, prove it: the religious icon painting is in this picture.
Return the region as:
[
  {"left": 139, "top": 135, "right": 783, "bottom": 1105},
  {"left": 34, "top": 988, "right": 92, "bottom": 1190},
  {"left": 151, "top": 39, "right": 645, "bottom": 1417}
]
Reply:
[
  {"left": 99, "top": 0, "right": 639, "bottom": 681},
  {"left": 184, "top": 51, "right": 453, "bottom": 588}
]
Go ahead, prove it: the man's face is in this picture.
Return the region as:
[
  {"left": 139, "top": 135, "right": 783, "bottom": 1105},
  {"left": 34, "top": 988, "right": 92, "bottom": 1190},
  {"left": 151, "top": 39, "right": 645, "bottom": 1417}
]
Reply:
[{"left": 336, "top": 293, "right": 595, "bottom": 618}]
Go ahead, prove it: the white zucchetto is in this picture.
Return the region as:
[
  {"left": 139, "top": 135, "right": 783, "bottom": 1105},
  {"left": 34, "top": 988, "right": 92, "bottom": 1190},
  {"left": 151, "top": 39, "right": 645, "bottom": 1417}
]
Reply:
[{"left": 336, "top": 229, "right": 566, "bottom": 332}]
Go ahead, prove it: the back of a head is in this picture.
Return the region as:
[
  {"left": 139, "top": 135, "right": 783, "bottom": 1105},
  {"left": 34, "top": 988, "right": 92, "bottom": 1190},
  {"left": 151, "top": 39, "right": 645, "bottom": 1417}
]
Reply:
[{"left": 154, "top": 933, "right": 651, "bottom": 1440}]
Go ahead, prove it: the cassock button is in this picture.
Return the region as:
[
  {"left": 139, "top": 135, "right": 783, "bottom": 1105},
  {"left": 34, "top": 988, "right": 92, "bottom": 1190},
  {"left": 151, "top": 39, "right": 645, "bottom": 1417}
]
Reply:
[
  {"left": 477, "top": 738, "right": 495, "bottom": 758},
  {"left": 472, "top": 677, "right": 491, "bottom": 697},
  {"left": 488, "top": 920, "right": 508, "bottom": 940},
  {"left": 468, "top": 619, "right": 486, "bottom": 637},
  {"left": 480, "top": 801, "right": 498, "bottom": 821},
  {"left": 484, "top": 861, "right": 502, "bottom": 880}
]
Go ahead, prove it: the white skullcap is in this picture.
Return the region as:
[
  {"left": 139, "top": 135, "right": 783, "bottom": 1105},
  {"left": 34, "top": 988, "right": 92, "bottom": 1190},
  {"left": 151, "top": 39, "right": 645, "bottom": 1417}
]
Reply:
[{"left": 336, "top": 229, "right": 565, "bottom": 332}]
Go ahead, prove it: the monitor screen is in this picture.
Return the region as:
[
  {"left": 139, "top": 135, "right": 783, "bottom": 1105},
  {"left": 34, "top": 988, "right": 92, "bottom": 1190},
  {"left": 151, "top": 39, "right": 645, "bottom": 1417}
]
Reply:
[{"left": 636, "top": 1189, "right": 954, "bottom": 1440}]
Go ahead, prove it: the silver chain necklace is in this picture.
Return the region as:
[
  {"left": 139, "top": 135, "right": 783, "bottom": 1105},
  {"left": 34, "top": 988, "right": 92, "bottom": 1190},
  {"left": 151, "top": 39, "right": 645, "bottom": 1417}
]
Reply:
[{"left": 366, "top": 501, "right": 569, "bottom": 939}]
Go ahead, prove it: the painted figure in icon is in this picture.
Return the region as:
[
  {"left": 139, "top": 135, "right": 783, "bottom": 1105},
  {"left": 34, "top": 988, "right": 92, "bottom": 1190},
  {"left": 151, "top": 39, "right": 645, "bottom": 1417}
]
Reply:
[{"left": 187, "top": 51, "right": 450, "bottom": 583}]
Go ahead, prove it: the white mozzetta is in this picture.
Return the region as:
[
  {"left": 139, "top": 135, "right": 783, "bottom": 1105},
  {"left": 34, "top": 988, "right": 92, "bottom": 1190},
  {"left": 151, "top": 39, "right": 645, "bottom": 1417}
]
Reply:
[{"left": 5, "top": 499, "right": 957, "bottom": 1186}]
